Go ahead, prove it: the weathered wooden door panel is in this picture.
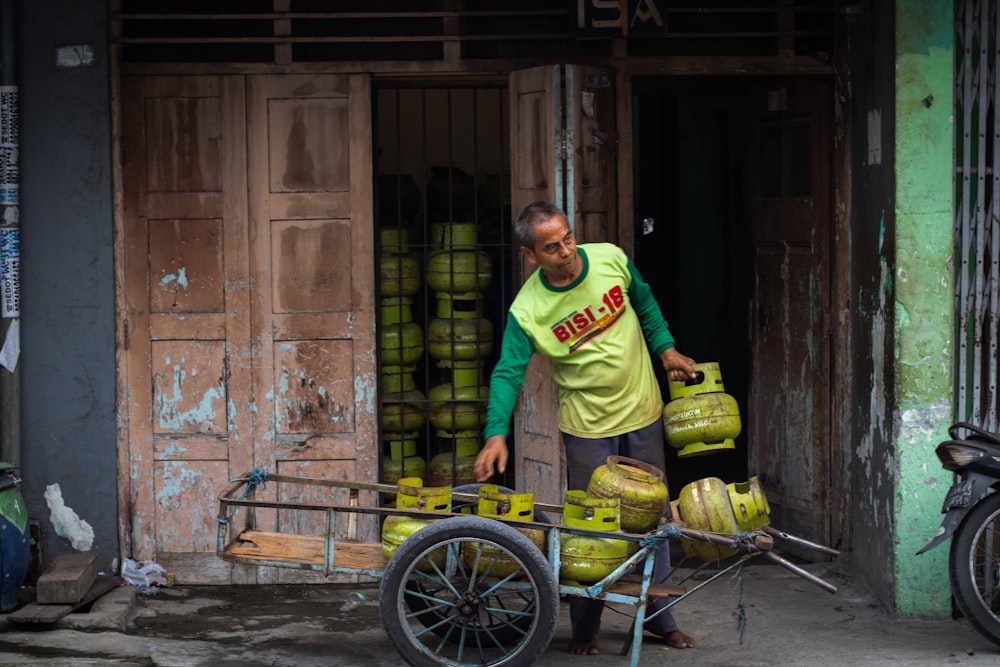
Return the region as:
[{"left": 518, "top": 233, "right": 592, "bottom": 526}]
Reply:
[
  {"left": 246, "top": 75, "right": 376, "bottom": 583},
  {"left": 509, "top": 66, "right": 562, "bottom": 503},
  {"left": 122, "top": 75, "right": 252, "bottom": 583},
  {"left": 568, "top": 66, "right": 617, "bottom": 246},
  {"left": 508, "top": 65, "right": 617, "bottom": 504},
  {"left": 122, "top": 73, "right": 375, "bottom": 583},
  {"left": 747, "top": 80, "right": 831, "bottom": 549}
]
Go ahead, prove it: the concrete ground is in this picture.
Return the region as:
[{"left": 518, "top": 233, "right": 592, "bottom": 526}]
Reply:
[{"left": 0, "top": 558, "right": 997, "bottom": 667}]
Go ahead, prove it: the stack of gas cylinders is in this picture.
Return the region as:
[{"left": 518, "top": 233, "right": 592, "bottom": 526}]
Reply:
[
  {"left": 425, "top": 222, "right": 492, "bottom": 489},
  {"left": 378, "top": 228, "right": 428, "bottom": 499}
]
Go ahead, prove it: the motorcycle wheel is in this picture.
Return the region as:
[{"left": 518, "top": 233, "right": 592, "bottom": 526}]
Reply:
[{"left": 949, "top": 491, "right": 1000, "bottom": 647}]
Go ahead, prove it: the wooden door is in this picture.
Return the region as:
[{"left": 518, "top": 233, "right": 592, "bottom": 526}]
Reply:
[
  {"left": 747, "top": 80, "right": 832, "bottom": 548},
  {"left": 121, "top": 76, "right": 253, "bottom": 582},
  {"left": 121, "top": 74, "right": 375, "bottom": 583},
  {"left": 245, "top": 74, "right": 377, "bottom": 583},
  {"left": 508, "top": 65, "right": 617, "bottom": 502}
]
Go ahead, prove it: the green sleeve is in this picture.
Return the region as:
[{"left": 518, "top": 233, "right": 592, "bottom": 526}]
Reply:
[
  {"left": 484, "top": 313, "right": 535, "bottom": 439},
  {"left": 627, "top": 258, "right": 676, "bottom": 356}
]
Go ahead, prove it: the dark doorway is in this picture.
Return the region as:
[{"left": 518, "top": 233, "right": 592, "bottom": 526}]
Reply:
[
  {"left": 634, "top": 77, "right": 834, "bottom": 551},
  {"left": 632, "top": 81, "right": 752, "bottom": 497}
]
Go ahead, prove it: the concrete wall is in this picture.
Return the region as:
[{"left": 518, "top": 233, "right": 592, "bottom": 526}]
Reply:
[
  {"left": 18, "top": 1, "right": 118, "bottom": 572},
  {"left": 892, "top": 0, "right": 954, "bottom": 617},
  {"left": 845, "top": 0, "right": 899, "bottom": 610},
  {"left": 845, "top": 0, "right": 955, "bottom": 617}
]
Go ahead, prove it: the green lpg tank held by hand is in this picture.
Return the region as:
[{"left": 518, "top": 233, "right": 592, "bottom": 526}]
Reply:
[{"left": 663, "top": 361, "right": 741, "bottom": 457}]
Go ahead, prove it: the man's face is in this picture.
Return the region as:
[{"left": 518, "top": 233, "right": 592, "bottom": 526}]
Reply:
[{"left": 521, "top": 214, "right": 580, "bottom": 285}]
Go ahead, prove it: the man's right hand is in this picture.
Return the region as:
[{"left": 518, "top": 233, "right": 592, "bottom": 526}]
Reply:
[{"left": 474, "top": 435, "right": 509, "bottom": 482}]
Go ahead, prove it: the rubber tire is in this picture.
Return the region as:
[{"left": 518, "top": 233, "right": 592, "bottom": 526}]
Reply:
[
  {"left": 949, "top": 491, "right": 1000, "bottom": 648},
  {"left": 402, "top": 483, "right": 552, "bottom": 646},
  {"left": 379, "top": 514, "right": 559, "bottom": 667}
]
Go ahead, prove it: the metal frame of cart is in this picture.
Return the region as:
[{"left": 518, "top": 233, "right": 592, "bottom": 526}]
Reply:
[{"left": 216, "top": 472, "right": 838, "bottom": 667}]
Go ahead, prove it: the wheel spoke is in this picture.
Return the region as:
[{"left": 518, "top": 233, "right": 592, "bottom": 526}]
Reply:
[
  {"left": 972, "top": 514, "right": 1000, "bottom": 619},
  {"left": 381, "top": 516, "right": 558, "bottom": 666}
]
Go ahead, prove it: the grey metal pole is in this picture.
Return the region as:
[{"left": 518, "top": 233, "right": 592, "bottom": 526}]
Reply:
[{"left": 0, "top": 0, "right": 20, "bottom": 468}]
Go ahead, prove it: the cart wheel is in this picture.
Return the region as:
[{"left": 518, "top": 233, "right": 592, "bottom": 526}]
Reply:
[{"left": 379, "top": 514, "right": 558, "bottom": 667}]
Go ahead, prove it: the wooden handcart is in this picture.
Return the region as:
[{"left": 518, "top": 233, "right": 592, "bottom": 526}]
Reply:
[{"left": 216, "top": 471, "right": 838, "bottom": 667}]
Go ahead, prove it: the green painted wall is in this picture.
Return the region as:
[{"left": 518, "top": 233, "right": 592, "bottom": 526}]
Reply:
[{"left": 893, "top": 0, "right": 954, "bottom": 617}]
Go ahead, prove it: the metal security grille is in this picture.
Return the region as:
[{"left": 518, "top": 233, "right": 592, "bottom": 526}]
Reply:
[
  {"left": 955, "top": 0, "right": 1000, "bottom": 429},
  {"left": 374, "top": 82, "right": 513, "bottom": 489}
]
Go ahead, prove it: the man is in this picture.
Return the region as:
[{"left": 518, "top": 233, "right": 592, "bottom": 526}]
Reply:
[{"left": 473, "top": 201, "right": 697, "bottom": 655}]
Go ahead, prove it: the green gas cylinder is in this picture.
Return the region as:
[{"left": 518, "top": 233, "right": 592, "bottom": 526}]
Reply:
[
  {"left": 380, "top": 322, "right": 424, "bottom": 368},
  {"left": 462, "top": 485, "right": 545, "bottom": 578},
  {"left": 587, "top": 456, "right": 669, "bottom": 534},
  {"left": 431, "top": 222, "right": 478, "bottom": 250},
  {"left": 675, "top": 476, "right": 739, "bottom": 562},
  {"left": 426, "top": 249, "right": 492, "bottom": 295},
  {"left": 380, "top": 366, "right": 426, "bottom": 435},
  {"left": 382, "top": 438, "right": 428, "bottom": 490},
  {"left": 379, "top": 252, "right": 421, "bottom": 297},
  {"left": 427, "top": 295, "right": 493, "bottom": 362},
  {"left": 379, "top": 225, "right": 412, "bottom": 256},
  {"left": 381, "top": 478, "right": 451, "bottom": 570},
  {"left": 663, "top": 362, "right": 740, "bottom": 457},
  {"left": 559, "top": 491, "right": 629, "bottom": 585},
  {"left": 428, "top": 362, "right": 488, "bottom": 432},
  {"left": 428, "top": 431, "right": 480, "bottom": 488},
  {"left": 727, "top": 476, "right": 771, "bottom": 532}
]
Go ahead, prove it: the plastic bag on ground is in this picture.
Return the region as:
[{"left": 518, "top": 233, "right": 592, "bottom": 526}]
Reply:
[{"left": 120, "top": 558, "right": 170, "bottom": 594}]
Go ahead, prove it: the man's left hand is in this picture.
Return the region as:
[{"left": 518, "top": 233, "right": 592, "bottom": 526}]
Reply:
[{"left": 661, "top": 347, "right": 697, "bottom": 382}]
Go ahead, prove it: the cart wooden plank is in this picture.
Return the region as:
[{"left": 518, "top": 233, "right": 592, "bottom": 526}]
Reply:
[
  {"left": 607, "top": 580, "right": 686, "bottom": 599},
  {"left": 610, "top": 572, "right": 686, "bottom": 599},
  {"left": 225, "top": 530, "right": 387, "bottom": 570}
]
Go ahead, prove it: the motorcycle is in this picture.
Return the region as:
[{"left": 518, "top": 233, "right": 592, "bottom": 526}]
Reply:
[{"left": 918, "top": 421, "right": 1000, "bottom": 647}]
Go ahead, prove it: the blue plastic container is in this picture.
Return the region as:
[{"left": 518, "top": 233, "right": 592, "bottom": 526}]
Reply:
[{"left": 0, "top": 462, "right": 29, "bottom": 611}]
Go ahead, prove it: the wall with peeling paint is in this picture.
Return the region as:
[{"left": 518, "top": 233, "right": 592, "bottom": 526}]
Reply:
[
  {"left": 17, "top": 3, "right": 118, "bottom": 573},
  {"left": 845, "top": 0, "right": 899, "bottom": 609},
  {"left": 892, "top": 0, "right": 954, "bottom": 617},
  {"left": 843, "top": 0, "right": 954, "bottom": 619}
]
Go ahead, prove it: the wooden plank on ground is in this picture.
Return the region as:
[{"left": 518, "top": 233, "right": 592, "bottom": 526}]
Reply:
[
  {"left": 9, "top": 575, "right": 121, "bottom": 624},
  {"left": 37, "top": 553, "right": 98, "bottom": 604}
]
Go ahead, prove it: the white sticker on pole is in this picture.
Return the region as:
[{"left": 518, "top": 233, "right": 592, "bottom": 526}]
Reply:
[
  {"left": 0, "top": 317, "right": 19, "bottom": 372},
  {"left": 0, "top": 85, "right": 18, "bottom": 205},
  {"left": 1, "top": 227, "right": 19, "bottom": 317}
]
